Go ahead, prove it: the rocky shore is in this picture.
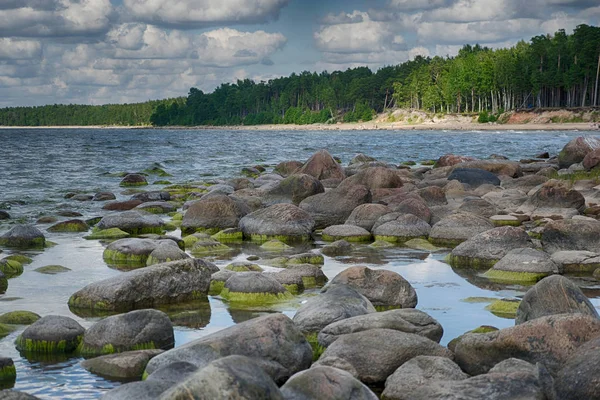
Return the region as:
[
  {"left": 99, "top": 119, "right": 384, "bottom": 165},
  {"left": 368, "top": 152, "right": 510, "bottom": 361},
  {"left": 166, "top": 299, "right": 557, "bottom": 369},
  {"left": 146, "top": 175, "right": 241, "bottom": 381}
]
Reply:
[{"left": 4, "top": 135, "right": 600, "bottom": 398}]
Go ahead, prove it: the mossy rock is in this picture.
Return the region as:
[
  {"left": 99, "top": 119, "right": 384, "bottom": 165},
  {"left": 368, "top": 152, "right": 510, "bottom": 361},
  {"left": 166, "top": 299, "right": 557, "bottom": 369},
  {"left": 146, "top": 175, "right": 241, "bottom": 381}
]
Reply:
[
  {"left": 445, "top": 254, "right": 498, "bottom": 270},
  {"left": 0, "top": 361, "right": 16, "bottom": 387},
  {"left": 163, "top": 223, "right": 177, "bottom": 232},
  {"left": 485, "top": 299, "right": 521, "bottom": 319},
  {"left": 171, "top": 213, "right": 183, "bottom": 221},
  {"left": 304, "top": 332, "right": 325, "bottom": 362},
  {"left": 260, "top": 240, "right": 292, "bottom": 251},
  {"left": 0, "top": 323, "right": 15, "bottom": 339},
  {"left": 447, "top": 325, "right": 499, "bottom": 352},
  {"left": 0, "top": 311, "right": 40, "bottom": 325},
  {"left": 404, "top": 238, "right": 444, "bottom": 252},
  {"left": 34, "top": 265, "right": 71, "bottom": 275},
  {"left": 153, "top": 180, "right": 172, "bottom": 185},
  {"left": 219, "top": 288, "right": 294, "bottom": 305},
  {"left": 45, "top": 241, "right": 58, "bottom": 248},
  {"left": 369, "top": 240, "right": 395, "bottom": 249},
  {"left": 460, "top": 297, "right": 497, "bottom": 304},
  {"left": 0, "top": 259, "right": 23, "bottom": 278},
  {"left": 282, "top": 283, "right": 302, "bottom": 295},
  {"left": 287, "top": 253, "right": 324, "bottom": 266},
  {"left": 208, "top": 281, "right": 226, "bottom": 296},
  {"left": 0, "top": 275, "right": 7, "bottom": 294},
  {"left": 374, "top": 234, "right": 427, "bottom": 244},
  {"left": 85, "top": 227, "right": 131, "bottom": 240},
  {"left": 15, "top": 336, "right": 83, "bottom": 354},
  {"left": 142, "top": 166, "right": 172, "bottom": 177},
  {"left": 190, "top": 240, "right": 232, "bottom": 256},
  {"left": 428, "top": 237, "right": 465, "bottom": 248},
  {"left": 250, "top": 234, "right": 310, "bottom": 244},
  {"left": 47, "top": 220, "right": 89, "bottom": 233},
  {"left": 77, "top": 341, "right": 159, "bottom": 357},
  {"left": 182, "top": 233, "right": 212, "bottom": 249},
  {"left": 224, "top": 262, "right": 263, "bottom": 272},
  {"left": 4, "top": 254, "right": 33, "bottom": 265},
  {"left": 490, "top": 216, "right": 521, "bottom": 227},
  {"left": 103, "top": 248, "right": 149, "bottom": 267},
  {"left": 483, "top": 269, "right": 549, "bottom": 284},
  {"left": 212, "top": 228, "right": 244, "bottom": 243}
]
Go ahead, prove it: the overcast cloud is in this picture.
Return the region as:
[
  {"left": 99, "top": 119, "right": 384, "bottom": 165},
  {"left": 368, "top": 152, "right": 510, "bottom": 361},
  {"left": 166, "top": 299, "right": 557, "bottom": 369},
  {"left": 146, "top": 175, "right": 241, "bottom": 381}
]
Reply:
[{"left": 0, "top": 0, "right": 597, "bottom": 107}]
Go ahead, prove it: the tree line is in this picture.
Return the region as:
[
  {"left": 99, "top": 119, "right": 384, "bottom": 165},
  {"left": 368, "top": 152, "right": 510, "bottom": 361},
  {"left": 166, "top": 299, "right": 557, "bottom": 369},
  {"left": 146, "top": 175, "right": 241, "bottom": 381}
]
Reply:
[{"left": 0, "top": 24, "right": 598, "bottom": 127}]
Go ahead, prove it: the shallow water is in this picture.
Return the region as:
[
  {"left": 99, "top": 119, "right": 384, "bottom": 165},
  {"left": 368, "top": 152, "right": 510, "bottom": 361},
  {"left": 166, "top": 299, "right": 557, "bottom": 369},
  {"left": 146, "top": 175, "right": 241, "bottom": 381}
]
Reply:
[{"left": 0, "top": 128, "right": 598, "bottom": 399}]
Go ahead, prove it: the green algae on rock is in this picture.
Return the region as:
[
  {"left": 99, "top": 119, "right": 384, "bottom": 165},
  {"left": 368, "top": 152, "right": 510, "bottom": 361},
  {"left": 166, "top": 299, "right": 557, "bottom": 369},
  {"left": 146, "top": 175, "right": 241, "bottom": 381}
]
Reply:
[
  {"left": 224, "top": 262, "right": 263, "bottom": 272},
  {"left": 0, "top": 310, "right": 40, "bottom": 325},
  {"left": 211, "top": 228, "right": 244, "bottom": 243},
  {"left": 84, "top": 227, "right": 130, "bottom": 240},
  {"left": 47, "top": 219, "right": 89, "bottom": 233},
  {"left": 15, "top": 315, "right": 85, "bottom": 354},
  {"left": 34, "top": 265, "right": 71, "bottom": 275},
  {"left": 404, "top": 238, "right": 444, "bottom": 252},
  {"left": 321, "top": 225, "right": 372, "bottom": 242},
  {"left": 3, "top": 254, "right": 33, "bottom": 265},
  {"left": 0, "top": 323, "right": 16, "bottom": 339},
  {"left": 219, "top": 272, "right": 295, "bottom": 306},
  {"left": 485, "top": 299, "right": 521, "bottom": 319},
  {"left": 260, "top": 239, "right": 292, "bottom": 251},
  {"left": 287, "top": 253, "right": 324, "bottom": 265},
  {"left": 0, "top": 225, "right": 46, "bottom": 249},
  {"left": 0, "top": 259, "right": 23, "bottom": 278},
  {"left": 190, "top": 239, "right": 232, "bottom": 256},
  {"left": 0, "top": 358, "right": 16, "bottom": 389},
  {"left": 447, "top": 325, "right": 499, "bottom": 353}
]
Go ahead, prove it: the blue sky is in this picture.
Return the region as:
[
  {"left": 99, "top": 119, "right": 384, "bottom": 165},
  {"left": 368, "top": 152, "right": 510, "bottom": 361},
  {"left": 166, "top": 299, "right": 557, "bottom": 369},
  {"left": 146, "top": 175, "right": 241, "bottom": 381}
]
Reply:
[{"left": 0, "top": 0, "right": 598, "bottom": 107}]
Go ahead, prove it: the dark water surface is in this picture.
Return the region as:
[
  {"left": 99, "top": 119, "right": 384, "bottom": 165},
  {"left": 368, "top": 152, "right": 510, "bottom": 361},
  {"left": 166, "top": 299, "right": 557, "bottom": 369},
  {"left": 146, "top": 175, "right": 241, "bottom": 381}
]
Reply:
[{"left": 0, "top": 128, "right": 598, "bottom": 399}]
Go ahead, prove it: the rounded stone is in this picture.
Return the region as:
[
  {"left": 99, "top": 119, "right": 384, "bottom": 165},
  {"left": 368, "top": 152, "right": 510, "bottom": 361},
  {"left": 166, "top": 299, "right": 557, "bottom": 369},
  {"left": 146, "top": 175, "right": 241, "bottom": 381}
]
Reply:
[
  {"left": 96, "top": 211, "right": 166, "bottom": 235},
  {"left": 345, "top": 204, "right": 392, "bottom": 231},
  {"left": 221, "top": 272, "right": 293, "bottom": 304},
  {"left": 429, "top": 212, "right": 494, "bottom": 247},
  {"left": 373, "top": 214, "right": 431, "bottom": 244},
  {"left": 47, "top": 219, "right": 89, "bottom": 233},
  {"left": 281, "top": 366, "right": 378, "bottom": 400},
  {"left": 0, "top": 311, "right": 40, "bottom": 325},
  {"left": 0, "top": 225, "right": 45, "bottom": 249},
  {"left": 239, "top": 203, "right": 315, "bottom": 242},
  {"left": 484, "top": 248, "right": 558, "bottom": 283},
  {"left": 322, "top": 225, "right": 372, "bottom": 242},
  {"left": 16, "top": 315, "right": 85, "bottom": 354},
  {"left": 120, "top": 174, "right": 148, "bottom": 187}
]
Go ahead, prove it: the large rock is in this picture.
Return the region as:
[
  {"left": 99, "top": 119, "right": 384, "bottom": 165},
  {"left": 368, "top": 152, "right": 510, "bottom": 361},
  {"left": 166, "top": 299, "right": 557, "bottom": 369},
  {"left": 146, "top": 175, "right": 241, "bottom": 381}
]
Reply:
[
  {"left": 239, "top": 203, "right": 314, "bottom": 242},
  {"left": 382, "top": 356, "right": 468, "bottom": 400},
  {"left": 392, "top": 197, "right": 432, "bottom": 223},
  {"left": 452, "top": 160, "right": 523, "bottom": 178},
  {"left": 551, "top": 250, "right": 600, "bottom": 273},
  {"left": 0, "top": 225, "right": 45, "bottom": 249},
  {"left": 181, "top": 195, "right": 249, "bottom": 235},
  {"left": 322, "top": 225, "right": 371, "bottom": 242},
  {"left": 221, "top": 272, "right": 292, "bottom": 305},
  {"left": 79, "top": 309, "right": 174, "bottom": 356},
  {"left": 519, "top": 180, "right": 586, "bottom": 213},
  {"left": 428, "top": 212, "right": 494, "bottom": 247},
  {"left": 315, "top": 329, "right": 453, "bottom": 384},
  {"left": 159, "top": 355, "right": 283, "bottom": 400},
  {"left": 454, "top": 314, "right": 600, "bottom": 375},
  {"left": 482, "top": 189, "right": 529, "bottom": 212},
  {"left": 299, "top": 184, "right": 371, "bottom": 229},
  {"left": 339, "top": 167, "right": 403, "bottom": 190},
  {"left": 373, "top": 214, "right": 431, "bottom": 244},
  {"left": 273, "top": 160, "right": 303, "bottom": 177},
  {"left": 434, "top": 154, "right": 477, "bottom": 168},
  {"left": 447, "top": 168, "right": 500, "bottom": 188},
  {"left": 448, "top": 226, "right": 534, "bottom": 269},
  {"left": 484, "top": 248, "right": 558, "bottom": 283},
  {"left": 146, "top": 240, "right": 189, "bottom": 266},
  {"left": 96, "top": 211, "right": 165, "bottom": 235},
  {"left": 515, "top": 275, "right": 599, "bottom": 325},
  {"left": 542, "top": 219, "right": 600, "bottom": 253},
  {"left": 15, "top": 315, "right": 85, "bottom": 354},
  {"left": 457, "top": 198, "right": 498, "bottom": 218},
  {"left": 555, "top": 335, "right": 600, "bottom": 399},
  {"left": 297, "top": 149, "right": 346, "bottom": 181},
  {"left": 103, "top": 238, "right": 159, "bottom": 267},
  {"left": 329, "top": 266, "right": 417, "bottom": 309},
  {"left": 318, "top": 309, "right": 443, "bottom": 347},
  {"left": 81, "top": 349, "right": 163, "bottom": 380},
  {"left": 263, "top": 174, "right": 324, "bottom": 205},
  {"left": 292, "top": 285, "right": 376, "bottom": 334},
  {"left": 345, "top": 204, "right": 392, "bottom": 231},
  {"left": 145, "top": 313, "right": 312, "bottom": 384},
  {"left": 69, "top": 258, "right": 216, "bottom": 313},
  {"left": 281, "top": 366, "right": 378, "bottom": 400},
  {"left": 558, "top": 136, "right": 600, "bottom": 169}
]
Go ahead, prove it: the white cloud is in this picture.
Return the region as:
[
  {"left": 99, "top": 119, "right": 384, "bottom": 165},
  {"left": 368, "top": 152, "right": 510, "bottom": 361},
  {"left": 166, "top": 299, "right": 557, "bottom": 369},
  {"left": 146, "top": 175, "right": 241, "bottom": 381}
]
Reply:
[
  {"left": 123, "top": 0, "right": 290, "bottom": 27},
  {"left": 315, "top": 12, "right": 393, "bottom": 54},
  {"left": 417, "top": 19, "right": 542, "bottom": 44},
  {"left": 389, "top": 0, "right": 453, "bottom": 12},
  {"left": 0, "top": 38, "right": 41, "bottom": 60}
]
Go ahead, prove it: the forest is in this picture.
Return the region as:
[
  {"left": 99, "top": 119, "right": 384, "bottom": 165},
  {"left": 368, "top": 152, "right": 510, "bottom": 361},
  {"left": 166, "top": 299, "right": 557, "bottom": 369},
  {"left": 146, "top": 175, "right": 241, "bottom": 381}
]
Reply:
[{"left": 0, "top": 24, "right": 599, "bottom": 127}]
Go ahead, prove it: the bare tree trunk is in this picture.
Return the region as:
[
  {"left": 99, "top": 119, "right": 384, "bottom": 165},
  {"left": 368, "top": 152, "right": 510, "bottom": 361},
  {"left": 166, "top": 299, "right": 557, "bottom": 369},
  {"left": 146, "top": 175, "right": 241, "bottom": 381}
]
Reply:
[{"left": 594, "top": 53, "right": 600, "bottom": 107}]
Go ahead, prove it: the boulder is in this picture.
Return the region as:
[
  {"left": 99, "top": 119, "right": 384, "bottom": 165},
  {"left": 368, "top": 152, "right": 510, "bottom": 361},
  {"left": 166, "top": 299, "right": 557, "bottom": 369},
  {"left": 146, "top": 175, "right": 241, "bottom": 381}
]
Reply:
[
  {"left": 292, "top": 285, "right": 376, "bottom": 334},
  {"left": 239, "top": 203, "right": 314, "bottom": 242},
  {"left": 482, "top": 189, "right": 529, "bottom": 212},
  {"left": 181, "top": 195, "right": 249, "bottom": 235},
  {"left": 81, "top": 349, "right": 163, "bottom": 380},
  {"left": 0, "top": 258, "right": 23, "bottom": 278},
  {"left": 145, "top": 313, "right": 312, "bottom": 384},
  {"left": 0, "top": 391, "right": 41, "bottom": 400},
  {"left": 103, "top": 238, "right": 159, "bottom": 267},
  {"left": 555, "top": 335, "right": 600, "bottom": 400},
  {"left": 484, "top": 248, "right": 558, "bottom": 283},
  {"left": 299, "top": 184, "right": 371, "bottom": 229},
  {"left": 96, "top": 211, "right": 165, "bottom": 235},
  {"left": 454, "top": 314, "right": 600, "bottom": 375},
  {"left": 515, "top": 275, "right": 599, "bottom": 325},
  {"left": 47, "top": 219, "right": 89, "bottom": 233},
  {"left": 69, "top": 258, "right": 216, "bottom": 313},
  {"left": 542, "top": 219, "right": 600, "bottom": 253},
  {"left": 345, "top": 204, "right": 392, "bottom": 231},
  {"left": 146, "top": 240, "right": 189, "bottom": 266},
  {"left": 322, "top": 225, "right": 372, "bottom": 242},
  {"left": 0, "top": 225, "right": 45, "bottom": 249},
  {"left": 315, "top": 329, "right": 453, "bottom": 384},
  {"left": 448, "top": 226, "right": 534, "bottom": 269},
  {"left": 273, "top": 160, "right": 303, "bottom": 177},
  {"left": 297, "top": 149, "right": 346, "bottom": 181},
  {"left": 220, "top": 272, "right": 293, "bottom": 305},
  {"left": 457, "top": 198, "right": 498, "bottom": 218},
  {"left": 338, "top": 167, "right": 403, "bottom": 190},
  {"left": 373, "top": 214, "right": 431, "bottom": 244},
  {"left": 120, "top": 173, "right": 148, "bottom": 187},
  {"left": 280, "top": 264, "right": 327, "bottom": 288},
  {"left": 417, "top": 186, "right": 447, "bottom": 207},
  {"left": 382, "top": 356, "right": 468, "bottom": 400},
  {"left": 434, "top": 154, "right": 477, "bottom": 168},
  {"left": 159, "top": 355, "right": 284, "bottom": 400},
  {"left": 0, "top": 311, "right": 40, "bottom": 325},
  {"left": 281, "top": 366, "right": 378, "bottom": 400},
  {"left": 551, "top": 250, "right": 600, "bottom": 273},
  {"left": 209, "top": 270, "right": 235, "bottom": 295},
  {"left": 79, "top": 309, "right": 174, "bottom": 356},
  {"left": 392, "top": 197, "right": 432, "bottom": 223},
  {"left": 15, "top": 315, "right": 85, "bottom": 354},
  {"left": 318, "top": 309, "right": 443, "bottom": 347},
  {"left": 452, "top": 160, "right": 523, "bottom": 178},
  {"left": 263, "top": 174, "right": 324, "bottom": 205},
  {"left": 428, "top": 212, "right": 494, "bottom": 247},
  {"left": 321, "top": 240, "right": 353, "bottom": 257},
  {"left": 558, "top": 136, "right": 600, "bottom": 169},
  {"left": 102, "top": 199, "right": 143, "bottom": 211},
  {"left": 519, "top": 180, "right": 585, "bottom": 212},
  {"left": 447, "top": 168, "right": 500, "bottom": 187},
  {"left": 135, "top": 201, "right": 177, "bottom": 214},
  {"left": 92, "top": 191, "right": 116, "bottom": 201},
  {"left": 583, "top": 147, "right": 600, "bottom": 170}
]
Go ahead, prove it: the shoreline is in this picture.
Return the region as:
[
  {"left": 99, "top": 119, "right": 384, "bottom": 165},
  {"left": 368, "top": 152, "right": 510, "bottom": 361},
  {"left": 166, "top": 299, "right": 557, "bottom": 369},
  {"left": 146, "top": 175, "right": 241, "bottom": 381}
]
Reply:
[{"left": 0, "top": 121, "right": 597, "bottom": 131}]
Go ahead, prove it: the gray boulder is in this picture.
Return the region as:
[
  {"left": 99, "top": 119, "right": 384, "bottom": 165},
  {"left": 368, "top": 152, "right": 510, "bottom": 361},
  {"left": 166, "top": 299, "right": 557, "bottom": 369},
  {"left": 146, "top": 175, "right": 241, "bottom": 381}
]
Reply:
[
  {"left": 392, "top": 197, "right": 432, "bottom": 223},
  {"left": 15, "top": 315, "right": 84, "bottom": 354},
  {"left": 447, "top": 168, "right": 500, "bottom": 187},
  {"left": 79, "top": 309, "right": 174, "bottom": 356},
  {"left": 103, "top": 238, "right": 159, "bottom": 266},
  {"left": 315, "top": 329, "right": 453, "bottom": 384},
  {"left": 292, "top": 285, "right": 376, "bottom": 334},
  {"left": 382, "top": 356, "right": 468, "bottom": 400},
  {"left": 281, "top": 366, "right": 378, "bottom": 400},
  {"left": 145, "top": 313, "right": 312, "bottom": 384},
  {"left": 555, "top": 335, "right": 600, "bottom": 400},
  {"left": 159, "top": 355, "right": 283, "bottom": 400},
  {"left": 146, "top": 241, "right": 189, "bottom": 266},
  {"left": 515, "top": 275, "right": 599, "bottom": 325},
  {"left": 69, "top": 258, "right": 217, "bottom": 313},
  {"left": 181, "top": 195, "right": 249, "bottom": 235},
  {"left": 551, "top": 250, "right": 600, "bottom": 273},
  {"left": 345, "top": 204, "right": 392, "bottom": 231},
  {"left": 318, "top": 308, "right": 443, "bottom": 347},
  {"left": 135, "top": 201, "right": 177, "bottom": 214},
  {"left": 542, "top": 219, "right": 600, "bottom": 253},
  {"left": 484, "top": 248, "right": 558, "bottom": 283},
  {"left": 457, "top": 198, "right": 498, "bottom": 218},
  {"left": 299, "top": 184, "right": 371, "bottom": 229},
  {"left": 0, "top": 391, "right": 41, "bottom": 400},
  {"left": 558, "top": 136, "right": 600, "bottom": 169},
  {"left": 322, "top": 225, "right": 372, "bottom": 242},
  {"left": 428, "top": 212, "right": 494, "bottom": 247},
  {"left": 263, "top": 174, "right": 324, "bottom": 205},
  {"left": 328, "top": 266, "right": 417, "bottom": 309},
  {"left": 81, "top": 349, "right": 163, "bottom": 380},
  {"left": 373, "top": 214, "right": 431, "bottom": 243},
  {"left": 96, "top": 211, "right": 165, "bottom": 235},
  {"left": 239, "top": 203, "right": 314, "bottom": 242},
  {"left": 0, "top": 225, "right": 45, "bottom": 249},
  {"left": 338, "top": 167, "right": 403, "bottom": 190},
  {"left": 221, "top": 272, "right": 291, "bottom": 303},
  {"left": 297, "top": 149, "right": 346, "bottom": 181}
]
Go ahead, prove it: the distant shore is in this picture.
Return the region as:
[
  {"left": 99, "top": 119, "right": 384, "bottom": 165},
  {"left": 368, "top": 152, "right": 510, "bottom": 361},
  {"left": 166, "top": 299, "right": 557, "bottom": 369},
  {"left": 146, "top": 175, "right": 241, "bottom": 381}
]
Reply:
[{"left": 0, "top": 121, "right": 598, "bottom": 131}]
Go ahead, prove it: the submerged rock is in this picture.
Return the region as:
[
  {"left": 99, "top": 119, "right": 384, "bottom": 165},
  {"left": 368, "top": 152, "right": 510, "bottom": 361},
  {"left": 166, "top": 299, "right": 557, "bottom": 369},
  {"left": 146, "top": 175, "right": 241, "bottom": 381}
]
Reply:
[
  {"left": 428, "top": 212, "right": 494, "bottom": 247},
  {"left": 16, "top": 316, "right": 85, "bottom": 354},
  {"left": 47, "top": 219, "right": 89, "bottom": 233},
  {"left": 81, "top": 349, "right": 163, "bottom": 380},
  {"left": 220, "top": 272, "right": 293, "bottom": 305},
  {"left": 0, "top": 225, "right": 45, "bottom": 249},
  {"left": 484, "top": 248, "right": 558, "bottom": 283},
  {"left": 239, "top": 203, "right": 315, "bottom": 242},
  {"left": 96, "top": 211, "right": 165, "bottom": 235}
]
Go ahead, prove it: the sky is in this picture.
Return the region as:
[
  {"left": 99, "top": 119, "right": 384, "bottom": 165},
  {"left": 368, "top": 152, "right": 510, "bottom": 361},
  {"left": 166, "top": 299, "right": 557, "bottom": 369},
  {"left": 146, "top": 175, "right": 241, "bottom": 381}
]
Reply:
[{"left": 0, "top": 0, "right": 598, "bottom": 107}]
